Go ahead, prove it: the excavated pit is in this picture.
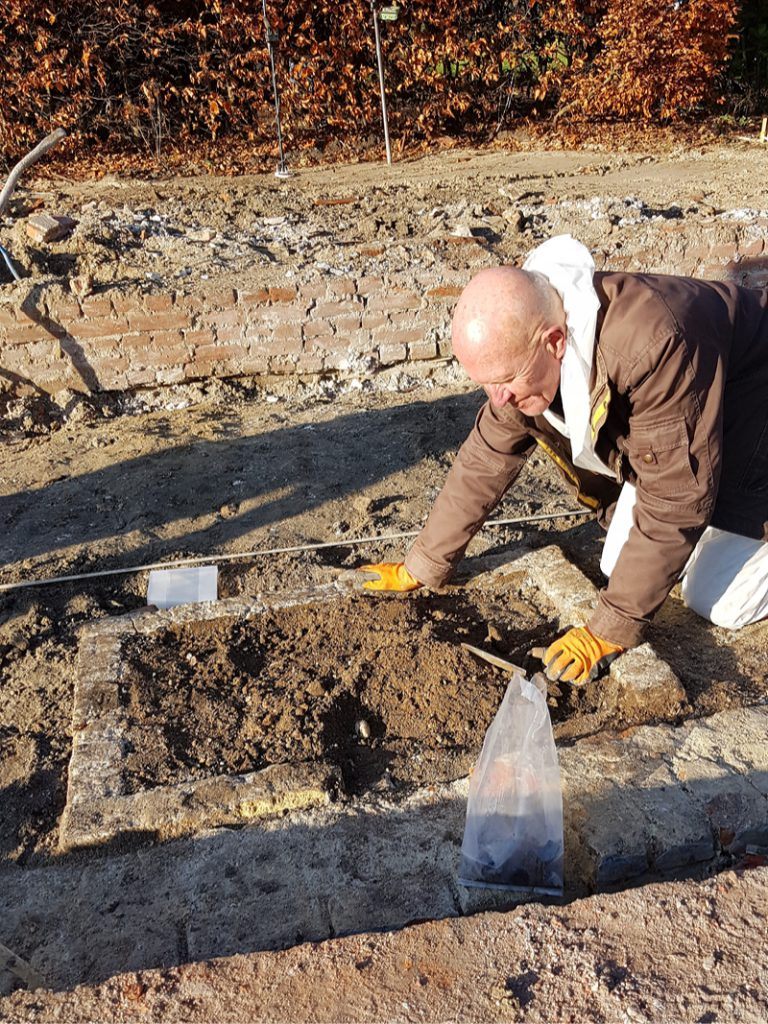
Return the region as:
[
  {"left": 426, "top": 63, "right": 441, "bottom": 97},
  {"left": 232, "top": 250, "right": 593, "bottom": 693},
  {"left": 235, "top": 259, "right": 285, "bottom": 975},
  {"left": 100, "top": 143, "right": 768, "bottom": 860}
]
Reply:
[{"left": 117, "top": 589, "right": 580, "bottom": 797}]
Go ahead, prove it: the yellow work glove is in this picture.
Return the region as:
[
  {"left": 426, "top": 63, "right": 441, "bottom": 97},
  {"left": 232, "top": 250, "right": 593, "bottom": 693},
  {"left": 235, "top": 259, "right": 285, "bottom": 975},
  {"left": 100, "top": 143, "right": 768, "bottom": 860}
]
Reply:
[
  {"left": 534, "top": 626, "right": 623, "bottom": 685},
  {"left": 358, "top": 562, "right": 421, "bottom": 592}
]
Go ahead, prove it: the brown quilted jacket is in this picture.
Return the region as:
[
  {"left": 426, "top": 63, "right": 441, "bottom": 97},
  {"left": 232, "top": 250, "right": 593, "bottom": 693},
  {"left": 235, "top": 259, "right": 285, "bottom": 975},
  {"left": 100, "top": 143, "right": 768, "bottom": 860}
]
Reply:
[{"left": 405, "top": 272, "right": 768, "bottom": 647}]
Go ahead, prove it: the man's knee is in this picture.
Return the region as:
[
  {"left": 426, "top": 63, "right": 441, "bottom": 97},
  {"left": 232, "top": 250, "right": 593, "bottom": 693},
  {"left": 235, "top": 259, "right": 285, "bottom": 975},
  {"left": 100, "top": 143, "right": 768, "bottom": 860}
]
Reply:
[{"left": 681, "top": 532, "right": 768, "bottom": 630}]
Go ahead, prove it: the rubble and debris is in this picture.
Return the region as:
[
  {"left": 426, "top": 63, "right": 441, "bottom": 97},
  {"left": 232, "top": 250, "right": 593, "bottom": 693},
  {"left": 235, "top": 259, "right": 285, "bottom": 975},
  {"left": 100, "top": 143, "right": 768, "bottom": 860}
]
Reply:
[{"left": 25, "top": 213, "right": 77, "bottom": 244}]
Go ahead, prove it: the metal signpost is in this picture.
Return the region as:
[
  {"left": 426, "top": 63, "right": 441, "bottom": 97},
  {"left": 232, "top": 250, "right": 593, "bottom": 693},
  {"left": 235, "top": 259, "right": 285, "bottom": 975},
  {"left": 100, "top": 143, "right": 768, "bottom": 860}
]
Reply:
[
  {"left": 372, "top": 3, "right": 399, "bottom": 165},
  {"left": 261, "top": 0, "right": 290, "bottom": 178}
]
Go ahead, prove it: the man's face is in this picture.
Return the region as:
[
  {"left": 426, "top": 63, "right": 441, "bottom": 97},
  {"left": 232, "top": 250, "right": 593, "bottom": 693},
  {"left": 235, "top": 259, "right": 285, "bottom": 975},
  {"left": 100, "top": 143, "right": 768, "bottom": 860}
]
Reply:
[{"left": 478, "top": 334, "right": 564, "bottom": 417}]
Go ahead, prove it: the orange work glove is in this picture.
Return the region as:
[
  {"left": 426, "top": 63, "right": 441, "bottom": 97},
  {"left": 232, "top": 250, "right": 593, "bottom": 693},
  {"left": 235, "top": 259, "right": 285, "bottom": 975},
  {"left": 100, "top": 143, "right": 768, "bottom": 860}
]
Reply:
[
  {"left": 358, "top": 562, "right": 421, "bottom": 593},
  {"left": 535, "top": 626, "right": 623, "bottom": 685}
]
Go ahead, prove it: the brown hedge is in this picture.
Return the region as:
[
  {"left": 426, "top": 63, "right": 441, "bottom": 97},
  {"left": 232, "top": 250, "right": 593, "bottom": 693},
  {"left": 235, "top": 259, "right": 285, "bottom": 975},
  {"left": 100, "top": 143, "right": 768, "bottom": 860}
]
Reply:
[{"left": 0, "top": 0, "right": 738, "bottom": 165}]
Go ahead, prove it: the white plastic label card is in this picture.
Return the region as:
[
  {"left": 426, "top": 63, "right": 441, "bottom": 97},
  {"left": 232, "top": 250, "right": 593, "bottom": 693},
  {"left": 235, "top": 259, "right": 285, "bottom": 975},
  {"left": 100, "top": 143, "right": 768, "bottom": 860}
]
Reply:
[{"left": 147, "top": 566, "right": 218, "bottom": 609}]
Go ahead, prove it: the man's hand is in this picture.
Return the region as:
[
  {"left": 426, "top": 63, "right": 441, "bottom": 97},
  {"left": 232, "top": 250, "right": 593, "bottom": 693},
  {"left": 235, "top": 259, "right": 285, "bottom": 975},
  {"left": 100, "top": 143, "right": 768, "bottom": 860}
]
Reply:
[
  {"left": 358, "top": 562, "right": 421, "bottom": 592},
  {"left": 532, "top": 626, "right": 623, "bottom": 685}
]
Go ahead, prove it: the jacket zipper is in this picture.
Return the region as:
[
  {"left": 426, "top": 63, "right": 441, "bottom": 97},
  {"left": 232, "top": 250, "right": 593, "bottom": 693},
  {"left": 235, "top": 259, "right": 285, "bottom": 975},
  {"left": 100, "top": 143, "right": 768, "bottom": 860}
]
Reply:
[{"left": 535, "top": 438, "right": 600, "bottom": 510}]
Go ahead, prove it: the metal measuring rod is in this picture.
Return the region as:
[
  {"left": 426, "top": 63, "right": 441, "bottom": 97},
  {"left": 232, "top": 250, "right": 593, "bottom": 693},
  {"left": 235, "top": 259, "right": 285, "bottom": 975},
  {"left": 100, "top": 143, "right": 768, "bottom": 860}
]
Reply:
[
  {"left": 371, "top": 2, "right": 400, "bottom": 165},
  {"left": 261, "top": 0, "right": 291, "bottom": 179}
]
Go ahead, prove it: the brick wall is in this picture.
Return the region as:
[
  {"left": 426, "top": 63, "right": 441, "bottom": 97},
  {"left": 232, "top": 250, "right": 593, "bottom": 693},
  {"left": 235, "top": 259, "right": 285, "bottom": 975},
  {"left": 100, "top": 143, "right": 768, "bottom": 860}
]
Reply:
[
  {"left": 1, "top": 226, "right": 766, "bottom": 396},
  {"left": 0, "top": 272, "right": 463, "bottom": 395}
]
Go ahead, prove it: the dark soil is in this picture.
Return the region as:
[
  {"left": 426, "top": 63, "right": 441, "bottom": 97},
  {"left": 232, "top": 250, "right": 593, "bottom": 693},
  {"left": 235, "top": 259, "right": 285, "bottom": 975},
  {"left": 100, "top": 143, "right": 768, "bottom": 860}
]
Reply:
[{"left": 118, "top": 589, "right": 595, "bottom": 796}]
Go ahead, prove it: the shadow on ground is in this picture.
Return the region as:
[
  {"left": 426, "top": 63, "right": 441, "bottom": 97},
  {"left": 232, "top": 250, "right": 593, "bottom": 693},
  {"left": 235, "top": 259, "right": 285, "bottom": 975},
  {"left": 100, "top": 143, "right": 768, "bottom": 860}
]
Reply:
[
  {"left": 0, "top": 392, "right": 482, "bottom": 574},
  {"left": 1, "top": 760, "right": 766, "bottom": 994}
]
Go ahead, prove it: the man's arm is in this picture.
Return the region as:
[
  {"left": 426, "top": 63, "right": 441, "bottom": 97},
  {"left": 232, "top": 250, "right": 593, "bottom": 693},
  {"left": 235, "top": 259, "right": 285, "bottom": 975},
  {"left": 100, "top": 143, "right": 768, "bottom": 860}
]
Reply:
[
  {"left": 404, "top": 398, "right": 536, "bottom": 586},
  {"left": 587, "top": 329, "right": 723, "bottom": 647}
]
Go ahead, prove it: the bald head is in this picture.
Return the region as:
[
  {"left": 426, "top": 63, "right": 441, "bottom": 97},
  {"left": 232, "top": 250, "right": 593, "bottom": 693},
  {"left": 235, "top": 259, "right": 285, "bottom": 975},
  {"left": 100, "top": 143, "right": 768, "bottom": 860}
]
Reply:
[{"left": 451, "top": 266, "right": 564, "bottom": 381}]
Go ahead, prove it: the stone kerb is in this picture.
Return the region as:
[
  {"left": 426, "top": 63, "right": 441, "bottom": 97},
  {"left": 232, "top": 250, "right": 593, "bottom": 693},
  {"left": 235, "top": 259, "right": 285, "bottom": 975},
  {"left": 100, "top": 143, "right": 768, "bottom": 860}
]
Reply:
[
  {"left": 59, "top": 546, "right": 768, "bottom": 900},
  {"left": 469, "top": 545, "right": 687, "bottom": 721},
  {"left": 60, "top": 585, "right": 344, "bottom": 852},
  {"left": 63, "top": 545, "right": 686, "bottom": 855}
]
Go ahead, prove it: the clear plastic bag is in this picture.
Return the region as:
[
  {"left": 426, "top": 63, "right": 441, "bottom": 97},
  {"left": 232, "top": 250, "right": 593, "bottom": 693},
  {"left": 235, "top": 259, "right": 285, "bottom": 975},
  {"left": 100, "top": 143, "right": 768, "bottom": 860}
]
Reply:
[{"left": 458, "top": 672, "right": 564, "bottom": 895}]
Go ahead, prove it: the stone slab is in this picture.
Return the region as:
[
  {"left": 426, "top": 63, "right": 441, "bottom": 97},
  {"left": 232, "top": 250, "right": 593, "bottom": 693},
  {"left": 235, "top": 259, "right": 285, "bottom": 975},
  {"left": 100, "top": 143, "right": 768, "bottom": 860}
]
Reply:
[
  {"left": 469, "top": 545, "right": 687, "bottom": 721},
  {"left": 4, "top": 868, "right": 766, "bottom": 1024},
  {"left": 6, "top": 704, "right": 761, "bottom": 991}
]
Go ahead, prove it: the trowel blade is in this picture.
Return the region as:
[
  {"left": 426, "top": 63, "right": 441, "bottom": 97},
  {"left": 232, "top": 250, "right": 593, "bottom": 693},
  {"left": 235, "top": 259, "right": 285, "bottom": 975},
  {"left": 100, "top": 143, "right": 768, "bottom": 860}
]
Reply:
[{"left": 461, "top": 642, "right": 525, "bottom": 676}]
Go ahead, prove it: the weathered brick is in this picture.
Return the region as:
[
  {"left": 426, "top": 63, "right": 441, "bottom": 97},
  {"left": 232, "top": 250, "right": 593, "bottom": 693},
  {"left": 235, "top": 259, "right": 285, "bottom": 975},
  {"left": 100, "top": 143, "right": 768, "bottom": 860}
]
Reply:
[
  {"left": 266, "top": 302, "right": 307, "bottom": 323},
  {"left": 184, "top": 360, "right": 215, "bottom": 379},
  {"left": 199, "top": 308, "right": 243, "bottom": 329},
  {"left": 69, "top": 317, "right": 129, "bottom": 340},
  {"left": 361, "top": 312, "right": 387, "bottom": 330},
  {"left": 47, "top": 298, "right": 82, "bottom": 320},
  {"left": 71, "top": 339, "right": 120, "bottom": 360},
  {"left": 312, "top": 299, "right": 363, "bottom": 318},
  {"left": 269, "top": 355, "right": 299, "bottom": 374},
  {"left": 322, "top": 351, "right": 354, "bottom": 370},
  {"left": 155, "top": 366, "right": 186, "bottom": 385},
  {"left": 325, "top": 277, "right": 356, "bottom": 298},
  {"left": 739, "top": 237, "right": 765, "bottom": 257},
  {"left": 356, "top": 275, "right": 385, "bottom": 296},
  {"left": 378, "top": 327, "right": 423, "bottom": 346},
  {"left": 150, "top": 329, "right": 186, "bottom": 348},
  {"left": 366, "top": 291, "right": 421, "bottom": 313},
  {"left": 334, "top": 315, "right": 362, "bottom": 333},
  {"left": 120, "top": 333, "right": 152, "bottom": 351},
  {"left": 239, "top": 356, "right": 270, "bottom": 375},
  {"left": 35, "top": 373, "right": 86, "bottom": 395},
  {"left": 409, "top": 339, "right": 438, "bottom": 360},
  {"left": 0, "top": 306, "right": 20, "bottom": 327},
  {"left": 388, "top": 310, "right": 421, "bottom": 327},
  {"left": 268, "top": 286, "right": 298, "bottom": 303},
  {"left": 183, "top": 328, "right": 216, "bottom": 346},
  {"left": 110, "top": 295, "right": 139, "bottom": 315},
  {"left": 215, "top": 323, "right": 245, "bottom": 343},
  {"left": 299, "top": 281, "right": 328, "bottom": 301},
  {"left": 698, "top": 263, "right": 730, "bottom": 280},
  {"left": 238, "top": 287, "right": 270, "bottom": 306},
  {"left": 194, "top": 343, "right": 248, "bottom": 362},
  {"left": 296, "top": 355, "right": 325, "bottom": 374},
  {"left": 79, "top": 295, "right": 114, "bottom": 318},
  {"left": 250, "top": 334, "right": 302, "bottom": 357},
  {"left": 175, "top": 294, "right": 206, "bottom": 316},
  {"left": 303, "top": 320, "right": 335, "bottom": 340},
  {"left": 127, "top": 311, "right": 191, "bottom": 332},
  {"left": 426, "top": 285, "right": 463, "bottom": 299},
  {"left": 709, "top": 242, "right": 738, "bottom": 261},
  {"left": 91, "top": 357, "right": 130, "bottom": 377},
  {"left": 137, "top": 345, "right": 188, "bottom": 369},
  {"left": 144, "top": 293, "right": 174, "bottom": 313},
  {"left": 0, "top": 323, "right": 57, "bottom": 346},
  {"left": 273, "top": 323, "right": 302, "bottom": 344},
  {"left": 126, "top": 368, "right": 156, "bottom": 387},
  {"left": 437, "top": 337, "right": 453, "bottom": 358},
  {"left": 378, "top": 343, "right": 407, "bottom": 365},
  {"left": 683, "top": 245, "right": 709, "bottom": 261},
  {"left": 199, "top": 285, "right": 237, "bottom": 307}
]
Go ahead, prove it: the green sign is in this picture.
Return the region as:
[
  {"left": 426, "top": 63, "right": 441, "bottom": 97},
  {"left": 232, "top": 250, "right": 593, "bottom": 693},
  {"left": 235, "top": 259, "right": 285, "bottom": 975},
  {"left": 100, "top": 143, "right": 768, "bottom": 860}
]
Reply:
[{"left": 380, "top": 5, "right": 399, "bottom": 21}]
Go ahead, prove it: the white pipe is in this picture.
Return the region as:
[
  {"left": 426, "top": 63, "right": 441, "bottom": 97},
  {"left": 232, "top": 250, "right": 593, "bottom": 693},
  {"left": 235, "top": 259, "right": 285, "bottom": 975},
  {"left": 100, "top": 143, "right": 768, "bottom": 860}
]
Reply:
[
  {"left": 0, "top": 128, "right": 67, "bottom": 217},
  {"left": 0, "top": 509, "right": 592, "bottom": 594},
  {"left": 372, "top": 2, "right": 392, "bottom": 166}
]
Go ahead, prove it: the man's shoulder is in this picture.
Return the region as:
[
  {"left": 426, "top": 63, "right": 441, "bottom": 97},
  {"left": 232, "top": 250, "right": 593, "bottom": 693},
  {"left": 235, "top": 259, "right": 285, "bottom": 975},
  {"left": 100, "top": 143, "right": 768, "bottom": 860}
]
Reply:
[
  {"left": 594, "top": 272, "right": 681, "bottom": 355},
  {"left": 594, "top": 271, "right": 734, "bottom": 353}
]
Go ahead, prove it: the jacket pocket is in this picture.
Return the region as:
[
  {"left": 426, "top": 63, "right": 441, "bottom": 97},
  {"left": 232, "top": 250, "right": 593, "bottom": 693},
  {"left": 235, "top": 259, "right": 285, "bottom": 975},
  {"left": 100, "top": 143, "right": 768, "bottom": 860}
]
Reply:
[
  {"left": 738, "top": 413, "right": 768, "bottom": 494},
  {"left": 625, "top": 417, "right": 697, "bottom": 498}
]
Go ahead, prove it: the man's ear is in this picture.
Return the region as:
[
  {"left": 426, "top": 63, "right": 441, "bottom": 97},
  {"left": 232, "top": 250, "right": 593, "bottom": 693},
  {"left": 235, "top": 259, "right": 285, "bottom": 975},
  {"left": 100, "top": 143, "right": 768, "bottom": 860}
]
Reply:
[{"left": 544, "top": 326, "right": 567, "bottom": 360}]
